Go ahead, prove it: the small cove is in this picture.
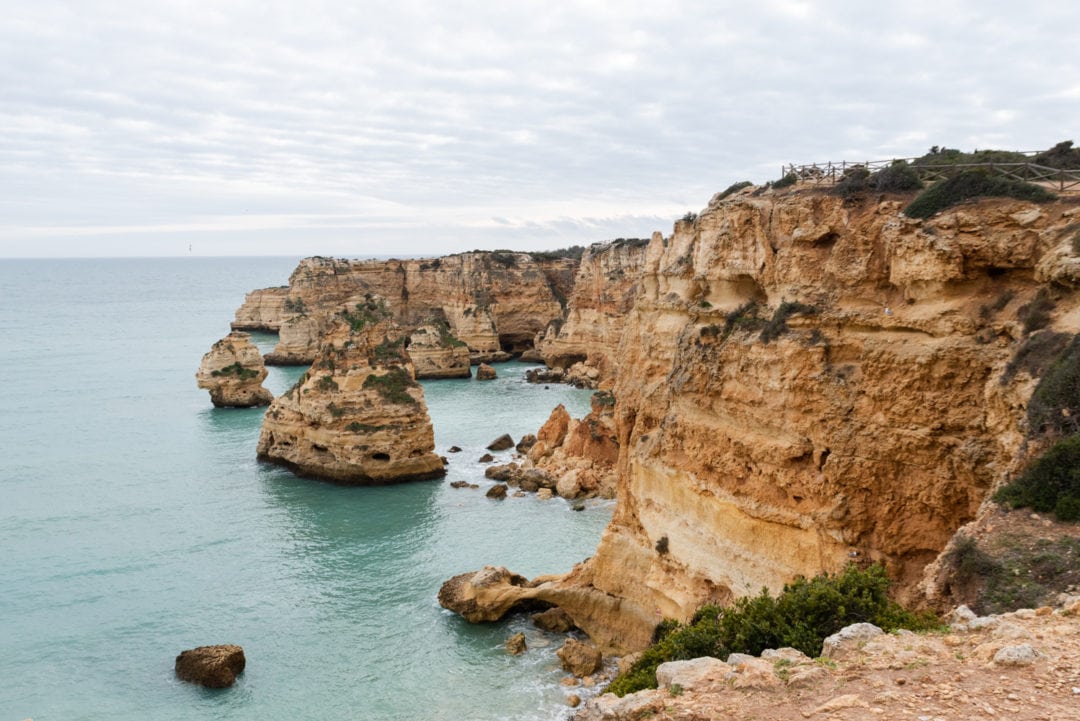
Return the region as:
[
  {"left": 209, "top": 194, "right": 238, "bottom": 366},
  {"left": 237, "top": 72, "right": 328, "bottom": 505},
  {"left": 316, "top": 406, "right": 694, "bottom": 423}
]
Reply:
[{"left": 0, "top": 257, "right": 611, "bottom": 721}]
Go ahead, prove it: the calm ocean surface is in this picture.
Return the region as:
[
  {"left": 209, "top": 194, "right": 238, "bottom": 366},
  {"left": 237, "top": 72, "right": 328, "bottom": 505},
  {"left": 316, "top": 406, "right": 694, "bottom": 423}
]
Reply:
[{"left": 0, "top": 257, "right": 609, "bottom": 721}]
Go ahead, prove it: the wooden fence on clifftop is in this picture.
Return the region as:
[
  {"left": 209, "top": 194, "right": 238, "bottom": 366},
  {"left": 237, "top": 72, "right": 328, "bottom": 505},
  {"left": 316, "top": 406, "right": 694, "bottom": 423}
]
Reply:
[{"left": 782, "top": 152, "right": 1080, "bottom": 193}]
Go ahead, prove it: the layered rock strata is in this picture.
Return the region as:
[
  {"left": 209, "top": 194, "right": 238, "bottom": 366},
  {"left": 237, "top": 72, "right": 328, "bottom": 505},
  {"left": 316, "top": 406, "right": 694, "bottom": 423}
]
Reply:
[
  {"left": 236, "top": 253, "right": 576, "bottom": 365},
  {"left": 538, "top": 239, "right": 649, "bottom": 383},
  {"left": 195, "top": 331, "right": 273, "bottom": 407},
  {"left": 231, "top": 287, "right": 290, "bottom": 331},
  {"left": 442, "top": 190, "right": 1080, "bottom": 653},
  {"left": 256, "top": 303, "right": 444, "bottom": 484},
  {"left": 407, "top": 324, "right": 471, "bottom": 379}
]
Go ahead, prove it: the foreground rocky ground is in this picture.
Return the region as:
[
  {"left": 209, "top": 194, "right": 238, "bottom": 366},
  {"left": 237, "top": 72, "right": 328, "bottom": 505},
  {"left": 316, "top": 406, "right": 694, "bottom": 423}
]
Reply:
[{"left": 575, "top": 601, "right": 1080, "bottom": 720}]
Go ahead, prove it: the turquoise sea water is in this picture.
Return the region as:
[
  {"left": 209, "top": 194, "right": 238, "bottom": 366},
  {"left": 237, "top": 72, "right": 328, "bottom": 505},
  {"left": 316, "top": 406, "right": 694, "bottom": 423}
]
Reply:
[{"left": 0, "top": 258, "right": 609, "bottom": 721}]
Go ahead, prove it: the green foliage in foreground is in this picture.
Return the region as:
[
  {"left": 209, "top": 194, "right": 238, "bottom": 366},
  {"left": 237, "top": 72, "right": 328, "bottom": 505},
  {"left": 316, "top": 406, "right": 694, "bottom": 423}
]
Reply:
[
  {"left": 903, "top": 170, "right": 1055, "bottom": 219},
  {"left": 607, "top": 564, "right": 939, "bottom": 696}
]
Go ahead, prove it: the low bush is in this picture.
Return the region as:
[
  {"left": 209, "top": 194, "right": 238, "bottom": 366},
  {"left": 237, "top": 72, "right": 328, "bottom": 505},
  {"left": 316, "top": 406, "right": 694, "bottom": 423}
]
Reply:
[
  {"left": 1025, "top": 333, "right": 1080, "bottom": 438},
  {"left": 211, "top": 362, "right": 259, "bottom": 380},
  {"left": 717, "top": 180, "right": 753, "bottom": 200},
  {"left": 722, "top": 301, "right": 765, "bottom": 338},
  {"left": 1033, "top": 140, "right": 1080, "bottom": 170},
  {"left": 607, "top": 564, "right": 938, "bottom": 696},
  {"left": 903, "top": 170, "right": 1055, "bottom": 219},
  {"left": 342, "top": 296, "right": 391, "bottom": 333},
  {"left": 363, "top": 367, "right": 418, "bottom": 405},
  {"left": 772, "top": 172, "right": 798, "bottom": 189},
  {"left": 831, "top": 163, "right": 923, "bottom": 199},
  {"left": 760, "top": 301, "right": 817, "bottom": 343},
  {"left": 1017, "top": 288, "right": 1056, "bottom": 335},
  {"left": 1000, "top": 331, "right": 1069, "bottom": 384},
  {"left": 528, "top": 245, "right": 586, "bottom": 261},
  {"left": 994, "top": 434, "right": 1080, "bottom": 521}
]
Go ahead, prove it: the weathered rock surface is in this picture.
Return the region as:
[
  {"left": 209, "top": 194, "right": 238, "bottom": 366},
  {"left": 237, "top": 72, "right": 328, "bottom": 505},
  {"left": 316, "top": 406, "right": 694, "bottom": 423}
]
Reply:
[
  {"left": 655, "top": 657, "right": 730, "bottom": 691},
  {"left": 195, "top": 331, "right": 273, "bottom": 407},
  {"left": 486, "top": 434, "right": 515, "bottom": 451},
  {"left": 174, "top": 644, "right": 246, "bottom": 688},
  {"left": 533, "top": 607, "right": 576, "bottom": 633},
  {"left": 256, "top": 302, "right": 445, "bottom": 484},
  {"left": 475, "top": 363, "right": 497, "bottom": 380},
  {"left": 407, "top": 323, "right": 471, "bottom": 379},
  {"left": 538, "top": 239, "right": 649, "bottom": 383},
  {"left": 240, "top": 253, "right": 576, "bottom": 364},
  {"left": 232, "top": 286, "right": 290, "bottom": 331},
  {"left": 443, "top": 192, "right": 1080, "bottom": 655},
  {"left": 485, "top": 484, "right": 508, "bottom": 499}
]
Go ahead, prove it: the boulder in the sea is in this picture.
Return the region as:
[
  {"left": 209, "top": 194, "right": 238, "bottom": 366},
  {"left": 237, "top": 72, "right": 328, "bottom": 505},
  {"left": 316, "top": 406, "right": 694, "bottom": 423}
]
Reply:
[
  {"left": 437, "top": 566, "right": 534, "bottom": 622},
  {"left": 478, "top": 453, "right": 495, "bottom": 463},
  {"left": 486, "top": 484, "right": 508, "bottom": 499},
  {"left": 448, "top": 446, "right": 462, "bottom": 453},
  {"left": 515, "top": 434, "right": 537, "bottom": 453},
  {"left": 476, "top": 363, "right": 498, "bottom": 380},
  {"left": 174, "top": 644, "right": 246, "bottom": 688},
  {"left": 487, "top": 434, "right": 515, "bottom": 451},
  {"left": 506, "top": 632, "right": 527, "bottom": 655},
  {"left": 195, "top": 331, "right": 273, "bottom": 408},
  {"left": 557, "top": 638, "right": 602, "bottom": 677}
]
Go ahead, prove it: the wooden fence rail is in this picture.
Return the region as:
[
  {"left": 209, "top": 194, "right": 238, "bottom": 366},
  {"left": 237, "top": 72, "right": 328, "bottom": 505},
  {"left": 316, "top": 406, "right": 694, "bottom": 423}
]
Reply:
[{"left": 782, "top": 154, "right": 1080, "bottom": 193}]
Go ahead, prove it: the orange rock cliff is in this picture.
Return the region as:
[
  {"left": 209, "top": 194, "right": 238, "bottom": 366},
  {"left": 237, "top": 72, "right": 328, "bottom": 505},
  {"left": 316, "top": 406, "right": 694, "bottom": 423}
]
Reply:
[{"left": 439, "top": 185, "right": 1080, "bottom": 653}]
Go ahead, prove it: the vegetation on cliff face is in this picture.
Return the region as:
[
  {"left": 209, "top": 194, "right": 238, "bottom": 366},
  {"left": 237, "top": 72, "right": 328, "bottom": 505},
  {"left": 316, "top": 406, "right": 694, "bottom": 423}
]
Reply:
[
  {"left": 995, "top": 333, "right": 1080, "bottom": 522},
  {"left": 341, "top": 296, "right": 391, "bottom": 333},
  {"left": 607, "top": 565, "right": 938, "bottom": 696}
]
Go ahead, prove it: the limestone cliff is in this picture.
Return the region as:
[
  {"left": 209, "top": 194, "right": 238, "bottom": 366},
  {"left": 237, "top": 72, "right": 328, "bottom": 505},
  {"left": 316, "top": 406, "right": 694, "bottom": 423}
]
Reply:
[
  {"left": 525, "top": 395, "right": 619, "bottom": 499},
  {"left": 407, "top": 323, "right": 472, "bottom": 379},
  {"left": 196, "top": 331, "right": 273, "bottom": 407},
  {"left": 538, "top": 239, "right": 649, "bottom": 382},
  {"left": 240, "top": 253, "right": 575, "bottom": 364},
  {"left": 231, "top": 286, "right": 290, "bottom": 331},
  {"left": 256, "top": 300, "right": 445, "bottom": 484},
  {"left": 442, "top": 189, "right": 1080, "bottom": 653}
]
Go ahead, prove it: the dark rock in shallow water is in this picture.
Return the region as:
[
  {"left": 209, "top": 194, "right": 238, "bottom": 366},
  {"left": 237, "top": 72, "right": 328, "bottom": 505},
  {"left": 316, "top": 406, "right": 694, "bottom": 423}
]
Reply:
[
  {"left": 515, "top": 434, "right": 537, "bottom": 453},
  {"left": 175, "top": 644, "right": 246, "bottom": 688},
  {"left": 476, "top": 363, "right": 498, "bottom": 380},
  {"left": 486, "top": 484, "right": 508, "bottom": 499},
  {"left": 478, "top": 453, "right": 495, "bottom": 463},
  {"left": 448, "top": 446, "right": 462, "bottom": 453},
  {"left": 486, "top": 434, "right": 515, "bottom": 451},
  {"left": 506, "top": 632, "right": 527, "bottom": 655},
  {"left": 450, "top": 480, "right": 472, "bottom": 489}
]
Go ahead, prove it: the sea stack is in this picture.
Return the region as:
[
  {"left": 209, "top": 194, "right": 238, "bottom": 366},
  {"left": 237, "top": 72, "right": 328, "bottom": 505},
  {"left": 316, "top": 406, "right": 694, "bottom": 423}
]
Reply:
[
  {"left": 195, "top": 331, "right": 273, "bottom": 407},
  {"left": 256, "top": 296, "right": 445, "bottom": 484}
]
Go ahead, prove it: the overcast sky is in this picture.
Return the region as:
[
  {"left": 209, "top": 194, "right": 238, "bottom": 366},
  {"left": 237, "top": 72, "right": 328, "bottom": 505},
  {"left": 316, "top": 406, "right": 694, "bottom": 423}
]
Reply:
[{"left": 2, "top": 1, "right": 1077, "bottom": 258}]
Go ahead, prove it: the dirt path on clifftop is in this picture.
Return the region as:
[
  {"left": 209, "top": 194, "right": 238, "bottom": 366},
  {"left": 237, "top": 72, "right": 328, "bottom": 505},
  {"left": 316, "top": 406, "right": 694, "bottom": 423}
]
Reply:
[{"left": 587, "top": 608, "right": 1080, "bottom": 721}]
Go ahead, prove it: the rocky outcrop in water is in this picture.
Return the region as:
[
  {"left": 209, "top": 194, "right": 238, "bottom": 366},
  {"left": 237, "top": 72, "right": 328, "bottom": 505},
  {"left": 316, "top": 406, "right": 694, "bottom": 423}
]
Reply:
[
  {"left": 442, "top": 189, "right": 1080, "bottom": 653},
  {"left": 174, "top": 644, "right": 246, "bottom": 688},
  {"left": 231, "top": 287, "right": 290, "bottom": 331},
  {"left": 195, "top": 331, "right": 273, "bottom": 407},
  {"left": 256, "top": 299, "right": 444, "bottom": 484}
]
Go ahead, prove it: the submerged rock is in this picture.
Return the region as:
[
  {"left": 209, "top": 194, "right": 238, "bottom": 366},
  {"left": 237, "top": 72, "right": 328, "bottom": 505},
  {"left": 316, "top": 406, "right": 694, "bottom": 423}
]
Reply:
[
  {"left": 174, "top": 644, "right": 246, "bottom": 688},
  {"left": 195, "top": 331, "right": 273, "bottom": 408}
]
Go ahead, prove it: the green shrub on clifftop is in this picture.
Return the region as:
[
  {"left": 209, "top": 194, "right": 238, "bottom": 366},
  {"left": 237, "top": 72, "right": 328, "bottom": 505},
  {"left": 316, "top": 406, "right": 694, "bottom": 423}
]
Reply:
[
  {"left": 607, "top": 564, "right": 938, "bottom": 696},
  {"left": 903, "top": 171, "right": 1055, "bottom": 219}
]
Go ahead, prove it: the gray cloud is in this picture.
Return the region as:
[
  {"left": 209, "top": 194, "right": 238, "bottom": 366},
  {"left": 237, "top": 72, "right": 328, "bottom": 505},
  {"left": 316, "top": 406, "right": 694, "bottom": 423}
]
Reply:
[{"left": 1, "top": 0, "right": 1077, "bottom": 257}]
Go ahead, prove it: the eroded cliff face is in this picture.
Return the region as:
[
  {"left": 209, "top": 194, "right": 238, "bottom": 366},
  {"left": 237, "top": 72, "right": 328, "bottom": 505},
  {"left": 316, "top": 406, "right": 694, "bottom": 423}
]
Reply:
[
  {"left": 238, "top": 253, "right": 575, "bottom": 364},
  {"left": 195, "top": 331, "right": 273, "bottom": 407},
  {"left": 538, "top": 240, "right": 649, "bottom": 381},
  {"left": 442, "top": 190, "right": 1080, "bottom": 653},
  {"left": 232, "top": 287, "right": 290, "bottom": 331},
  {"left": 407, "top": 324, "right": 472, "bottom": 379},
  {"left": 256, "top": 307, "right": 445, "bottom": 485}
]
